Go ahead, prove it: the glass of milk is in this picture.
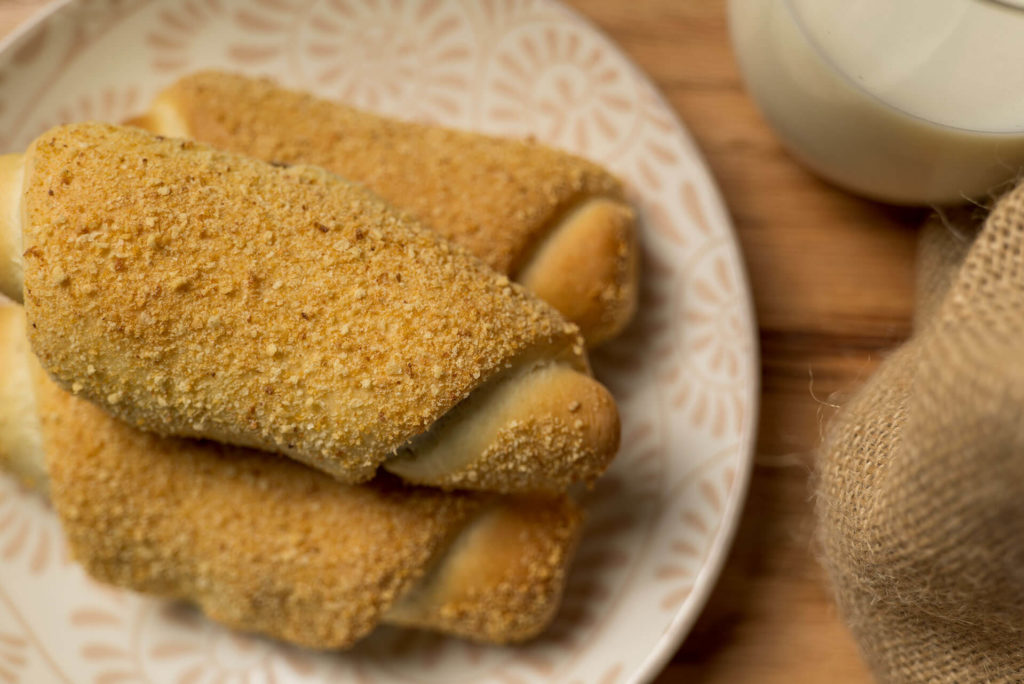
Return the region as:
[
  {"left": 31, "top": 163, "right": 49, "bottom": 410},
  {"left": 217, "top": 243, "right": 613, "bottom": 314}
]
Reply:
[{"left": 729, "top": 0, "right": 1024, "bottom": 205}]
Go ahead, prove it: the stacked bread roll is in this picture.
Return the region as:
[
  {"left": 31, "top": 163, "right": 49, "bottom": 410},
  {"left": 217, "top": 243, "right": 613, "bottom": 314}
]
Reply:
[
  {"left": 0, "top": 306, "right": 583, "bottom": 647},
  {"left": 0, "top": 74, "right": 637, "bottom": 648},
  {"left": 129, "top": 71, "right": 638, "bottom": 347}
]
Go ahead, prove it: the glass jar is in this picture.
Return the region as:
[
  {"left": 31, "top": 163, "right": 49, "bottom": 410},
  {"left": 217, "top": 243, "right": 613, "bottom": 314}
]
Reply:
[{"left": 729, "top": 0, "right": 1024, "bottom": 205}]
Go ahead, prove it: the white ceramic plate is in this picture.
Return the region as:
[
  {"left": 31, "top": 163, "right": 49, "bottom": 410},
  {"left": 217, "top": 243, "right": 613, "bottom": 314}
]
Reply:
[{"left": 0, "top": 1, "right": 759, "bottom": 682}]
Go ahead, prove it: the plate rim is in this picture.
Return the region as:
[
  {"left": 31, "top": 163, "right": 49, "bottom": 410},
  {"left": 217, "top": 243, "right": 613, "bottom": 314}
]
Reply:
[
  {"left": 545, "top": 6, "right": 760, "bottom": 682},
  {"left": 560, "top": 15, "right": 761, "bottom": 684},
  {"left": 0, "top": 1, "right": 762, "bottom": 682},
  {"left": 0, "top": 0, "right": 75, "bottom": 58}
]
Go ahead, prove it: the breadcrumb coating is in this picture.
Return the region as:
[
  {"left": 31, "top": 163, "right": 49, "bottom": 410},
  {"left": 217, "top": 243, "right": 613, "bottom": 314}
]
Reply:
[
  {"left": 147, "top": 71, "right": 623, "bottom": 276},
  {"left": 385, "top": 497, "right": 582, "bottom": 642},
  {"left": 26, "top": 345, "right": 581, "bottom": 647},
  {"left": 132, "top": 71, "right": 639, "bottom": 344},
  {"left": 21, "top": 123, "right": 596, "bottom": 487}
]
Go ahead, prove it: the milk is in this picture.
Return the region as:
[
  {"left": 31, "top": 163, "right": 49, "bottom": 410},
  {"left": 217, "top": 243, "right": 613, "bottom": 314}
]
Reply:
[{"left": 729, "top": 0, "right": 1024, "bottom": 205}]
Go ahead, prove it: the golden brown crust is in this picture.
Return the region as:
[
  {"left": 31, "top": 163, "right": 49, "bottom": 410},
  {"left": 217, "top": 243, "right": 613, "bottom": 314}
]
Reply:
[
  {"left": 0, "top": 155, "right": 24, "bottom": 302},
  {"left": 37, "top": 373, "right": 467, "bottom": 647},
  {"left": 35, "top": 375, "right": 582, "bottom": 647},
  {"left": 386, "top": 362, "right": 619, "bottom": 493},
  {"left": 20, "top": 123, "right": 613, "bottom": 491},
  {"left": 134, "top": 71, "right": 639, "bottom": 345},
  {"left": 0, "top": 304, "right": 45, "bottom": 491},
  {"left": 518, "top": 198, "right": 639, "bottom": 346},
  {"left": 386, "top": 497, "right": 583, "bottom": 641},
  {"left": 0, "top": 304, "right": 583, "bottom": 647}
]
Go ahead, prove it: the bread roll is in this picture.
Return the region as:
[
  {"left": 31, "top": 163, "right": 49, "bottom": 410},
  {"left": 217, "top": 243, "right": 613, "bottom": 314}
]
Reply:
[
  {"left": 0, "top": 300, "right": 45, "bottom": 492},
  {"left": 130, "top": 71, "right": 639, "bottom": 345},
  {"left": 0, "top": 303, "right": 583, "bottom": 647},
  {"left": 0, "top": 123, "right": 618, "bottom": 493}
]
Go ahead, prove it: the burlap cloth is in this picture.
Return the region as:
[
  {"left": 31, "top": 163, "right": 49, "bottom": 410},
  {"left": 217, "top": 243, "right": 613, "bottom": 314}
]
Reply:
[{"left": 818, "top": 186, "right": 1024, "bottom": 683}]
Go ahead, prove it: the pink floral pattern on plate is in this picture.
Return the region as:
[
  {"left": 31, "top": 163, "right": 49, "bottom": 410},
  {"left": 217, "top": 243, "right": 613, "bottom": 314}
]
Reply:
[
  {"left": 0, "top": 476, "right": 58, "bottom": 576},
  {"left": 478, "top": 19, "right": 641, "bottom": 159},
  {"left": 147, "top": 0, "right": 227, "bottom": 73},
  {"left": 0, "top": 630, "right": 28, "bottom": 684},
  {"left": 674, "top": 239, "right": 752, "bottom": 439},
  {"left": 221, "top": 0, "right": 476, "bottom": 123},
  {"left": 0, "top": 0, "right": 758, "bottom": 682}
]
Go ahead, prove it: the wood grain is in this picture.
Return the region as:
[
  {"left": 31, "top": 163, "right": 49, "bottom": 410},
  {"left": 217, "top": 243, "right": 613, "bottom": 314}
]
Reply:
[
  {"left": 569, "top": 2, "right": 913, "bottom": 682},
  {"left": 0, "top": 0, "right": 915, "bottom": 681}
]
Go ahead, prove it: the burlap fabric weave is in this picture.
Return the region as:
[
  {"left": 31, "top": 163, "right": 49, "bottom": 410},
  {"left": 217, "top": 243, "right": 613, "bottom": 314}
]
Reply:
[{"left": 818, "top": 186, "right": 1024, "bottom": 683}]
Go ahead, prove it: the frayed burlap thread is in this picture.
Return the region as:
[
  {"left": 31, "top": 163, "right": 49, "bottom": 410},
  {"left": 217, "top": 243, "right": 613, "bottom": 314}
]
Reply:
[{"left": 818, "top": 190, "right": 1024, "bottom": 683}]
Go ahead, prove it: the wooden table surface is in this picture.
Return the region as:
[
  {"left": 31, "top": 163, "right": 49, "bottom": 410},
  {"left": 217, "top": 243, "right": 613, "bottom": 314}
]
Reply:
[{"left": 0, "top": 1, "right": 925, "bottom": 681}]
